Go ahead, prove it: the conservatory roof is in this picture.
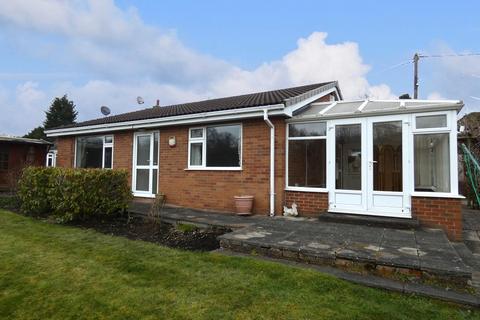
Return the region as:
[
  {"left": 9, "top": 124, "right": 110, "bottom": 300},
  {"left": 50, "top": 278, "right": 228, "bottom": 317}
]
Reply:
[{"left": 292, "top": 99, "right": 464, "bottom": 120}]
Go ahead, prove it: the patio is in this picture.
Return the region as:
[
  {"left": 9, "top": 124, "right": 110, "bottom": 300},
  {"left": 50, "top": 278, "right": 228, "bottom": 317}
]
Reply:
[{"left": 129, "top": 201, "right": 476, "bottom": 290}]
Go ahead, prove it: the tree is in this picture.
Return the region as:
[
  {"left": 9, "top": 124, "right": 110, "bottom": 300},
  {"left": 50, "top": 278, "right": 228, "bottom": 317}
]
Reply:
[
  {"left": 23, "top": 126, "right": 46, "bottom": 140},
  {"left": 23, "top": 94, "right": 78, "bottom": 141},
  {"left": 43, "top": 95, "right": 78, "bottom": 129}
]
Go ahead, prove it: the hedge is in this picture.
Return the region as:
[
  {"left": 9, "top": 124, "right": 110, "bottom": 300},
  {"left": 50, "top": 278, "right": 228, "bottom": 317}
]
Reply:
[{"left": 18, "top": 167, "right": 132, "bottom": 222}]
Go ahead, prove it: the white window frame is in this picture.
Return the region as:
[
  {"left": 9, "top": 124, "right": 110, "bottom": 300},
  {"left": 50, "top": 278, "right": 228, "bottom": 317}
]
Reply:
[
  {"left": 187, "top": 123, "right": 242, "bottom": 171},
  {"left": 413, "top": 111, "right": 450, "bottom": 133},
  {"left": 74, "top": 135, "right": 114, "bottom": 169},
  {"left": 410, "top": 110, "right": 459, "bottom": 198},
  {"left": 285, "top": 121, "right": 328, "bottom": 192}
]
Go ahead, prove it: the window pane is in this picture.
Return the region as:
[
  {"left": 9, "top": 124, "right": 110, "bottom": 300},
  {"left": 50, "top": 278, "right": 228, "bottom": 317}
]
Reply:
[
  {"left": 206, "top": 125, "right": 241, "bottom": 167},
  {"left": 190, "top": 128, "right": 203, "bottom": 138},
  {"left": 135, "top": 169, "right": 149, "bottom": 191},
  {"left": 288, "top": 140, "right": 326, "bottom": 188},
  {"left": 414, "top": 133, "right": 450, "bottom": 192},
  {"left": 416, "top": 115, "right": 447, "bottom": 129},
  {"left": 335, "top": 124, "right": 361, "bottom": 190},
  {"left": 104, "top": 147, "right": 112, "bottom": 169},
  {"left": 153, "top": 132, "right": 159, "bottom": 166},
  {"left": 136, "top": 135, "right": 151, "bottom": 166},
  {"left": 105, "top": 136, "right": 113, "bottom": 144},
  {"left": 152, "top": 169, "right": 158, "bottom": 194},
  {"left": 190, "top": 143, "right": 203, "bottom": 166},
  {"left": 289, "top": 122, "right": 326, "bottom": 137},
  {"left": 76, "top": 136, "right": 103, "bottom": 168},
  {"left": 373, "top": 121, "right": 402, "bottom": 192}
]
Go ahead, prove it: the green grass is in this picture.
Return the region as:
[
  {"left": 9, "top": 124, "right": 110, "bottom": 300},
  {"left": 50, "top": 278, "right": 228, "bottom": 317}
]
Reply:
[
  {"left": 0, "top": 210, "right": 478, "bottom": 320},
  {"left": 175, "top": 222, "right": 199, "bottom": 233}
]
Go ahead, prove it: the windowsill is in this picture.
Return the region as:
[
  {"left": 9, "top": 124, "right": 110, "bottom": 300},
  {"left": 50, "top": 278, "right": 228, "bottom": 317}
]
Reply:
[
  {"left": 411, "top": 192, "right": 465, "bottom": 199},
  {"left": 185, "top": 167, "right": 243, "bottom": 171},
  {"left": 285, "top": 186, "right": 328, "bottom": 193}
]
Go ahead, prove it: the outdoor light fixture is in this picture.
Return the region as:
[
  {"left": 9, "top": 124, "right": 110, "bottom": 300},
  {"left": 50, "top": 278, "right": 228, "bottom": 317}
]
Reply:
[{"left": 168, "top": 136, "right": 176, "bottom": 147}]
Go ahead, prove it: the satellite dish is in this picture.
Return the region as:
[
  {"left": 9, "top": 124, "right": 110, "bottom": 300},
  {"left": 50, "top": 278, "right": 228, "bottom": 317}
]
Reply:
[
  {"left": 137, "top": 96, "right": 144, "bottom": 104},
  {"left": 100, "top": 106, "right": 111, "bottom": 116}
]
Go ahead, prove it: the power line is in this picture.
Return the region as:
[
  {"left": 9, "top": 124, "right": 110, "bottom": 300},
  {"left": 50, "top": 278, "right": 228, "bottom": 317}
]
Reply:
[
  {"left": 418, "top": 53, "right": 480, "bottom": 58},
  {"left": 414, "top": 52, "right": 480, "bottom": 98},
  {"left": 377, "top": 60, "right": 412, "bottom": 73}
]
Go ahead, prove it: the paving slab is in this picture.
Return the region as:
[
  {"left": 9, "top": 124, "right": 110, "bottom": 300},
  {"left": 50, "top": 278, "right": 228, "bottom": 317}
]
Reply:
[{"left": 129, "top": 201, "right": 474, "bottom": 287}]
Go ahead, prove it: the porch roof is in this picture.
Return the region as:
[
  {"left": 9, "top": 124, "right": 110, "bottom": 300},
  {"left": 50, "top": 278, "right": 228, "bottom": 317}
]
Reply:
[{"left": 292, "top": 99, "right": 464, "bottom": 120}]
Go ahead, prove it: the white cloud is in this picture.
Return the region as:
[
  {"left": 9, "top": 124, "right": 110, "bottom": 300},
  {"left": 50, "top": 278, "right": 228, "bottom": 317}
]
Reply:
[
  {"left": 427, "top": 92, "right": 447, "bottom": 100},
  {"left": 0, "top": 0, "right": 395, "bottom": 135}
]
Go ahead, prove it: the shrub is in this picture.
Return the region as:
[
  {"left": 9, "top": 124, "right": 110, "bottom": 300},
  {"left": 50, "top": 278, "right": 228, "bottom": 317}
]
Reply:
[
  {"left": 18, "top": 167, "right": 132, "bottom": 222},
  {"left": 0, "top": 194, "right": 20, "bottom": 210}
]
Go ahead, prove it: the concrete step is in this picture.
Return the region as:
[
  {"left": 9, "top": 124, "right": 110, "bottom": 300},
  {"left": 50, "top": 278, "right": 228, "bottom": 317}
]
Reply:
[{"left": 318, "top": 212, "right": 420, "bottom": 230}]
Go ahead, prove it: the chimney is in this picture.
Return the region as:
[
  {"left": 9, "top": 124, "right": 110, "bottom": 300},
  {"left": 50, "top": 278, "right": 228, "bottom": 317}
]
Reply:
[{"left": 156, "top": 99, "right": 160, "bottom": 107}]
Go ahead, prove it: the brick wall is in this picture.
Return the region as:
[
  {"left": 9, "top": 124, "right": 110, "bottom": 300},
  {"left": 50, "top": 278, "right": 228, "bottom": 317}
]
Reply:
[
  {"left": 113, "top": 131, "right": 133, "bottom": 185},
  {"left": 412, "top": 196, "right": 462, "bottom": 241},
  {"left": 0, "top": 142, "right": 49, "bottom": 191},
  {"left": 284, "top": 191, "right": 328, "bottom": 216},
  {"left": 56, "top": 136, "right": 75, "bottom": 167},
  {"left": 159, "top": 118, "right": 286, "bottom": 214}
]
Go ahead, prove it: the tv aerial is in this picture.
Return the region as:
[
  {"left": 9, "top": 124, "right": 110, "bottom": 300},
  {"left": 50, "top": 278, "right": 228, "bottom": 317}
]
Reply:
[{"left": 100, "top": 105, "right": 111, "bottom": 116}]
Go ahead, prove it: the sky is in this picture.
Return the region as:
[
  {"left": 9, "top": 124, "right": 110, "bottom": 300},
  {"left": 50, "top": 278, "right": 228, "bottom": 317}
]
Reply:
[{"left": 0, "top": 0, "right": 479, "bottom": 135}]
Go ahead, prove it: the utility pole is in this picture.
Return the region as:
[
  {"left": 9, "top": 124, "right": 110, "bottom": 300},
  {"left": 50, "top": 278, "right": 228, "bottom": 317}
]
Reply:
[{"left": 413, "top": 53, "right": 419, "bottom": 99}]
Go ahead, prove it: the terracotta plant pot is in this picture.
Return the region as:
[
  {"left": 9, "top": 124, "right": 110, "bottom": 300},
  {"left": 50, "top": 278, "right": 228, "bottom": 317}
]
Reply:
[{"left": 234, "top": 195, "right": 254, "bottom": 216}]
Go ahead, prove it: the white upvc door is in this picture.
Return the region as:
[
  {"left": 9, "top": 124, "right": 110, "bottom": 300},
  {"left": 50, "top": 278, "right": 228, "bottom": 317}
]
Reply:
[
  {"left": 366, "top": 115, "right": 411, "bottom": 217},
  {"left": 328, "top": 118, "right": 367, "bottom": 214},
  {"left": 328, "top": 115, "right": 411, "bottom": 218},
  {"left": 132, "top": 131, "right": 159, "bottom": 198}
]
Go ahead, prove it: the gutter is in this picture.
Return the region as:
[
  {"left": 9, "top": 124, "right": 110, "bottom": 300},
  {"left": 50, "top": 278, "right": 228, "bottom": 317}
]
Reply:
[{"left": 263, "top": 109, "right": 275, "bottom": 217}]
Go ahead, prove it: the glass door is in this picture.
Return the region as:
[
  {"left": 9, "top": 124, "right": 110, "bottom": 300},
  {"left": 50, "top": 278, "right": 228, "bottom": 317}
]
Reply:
[
  {"left": 329, "top": 119, "right": 366, "bottom": 213},
  {"left": 367, "top": 116, "right": 410, "bottom": 217},
  {"left": 132, "top": 131, "right": 159, "bottom": 197},
  {"left": 329, "top": 116, "right": 410, "bottom": 217}
]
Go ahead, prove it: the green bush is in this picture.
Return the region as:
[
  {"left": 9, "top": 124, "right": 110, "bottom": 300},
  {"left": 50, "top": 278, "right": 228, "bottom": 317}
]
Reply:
[
  {"left": 0, "top": 194, "right": 20, "bottom": 210},
  {"left": 18, "top": 167, "right": 132, "bottom": 222}
]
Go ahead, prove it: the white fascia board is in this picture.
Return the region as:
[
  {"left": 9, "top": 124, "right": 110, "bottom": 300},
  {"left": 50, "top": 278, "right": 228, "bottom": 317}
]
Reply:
[
  {"left": 282, "top": 87, "right": 337, "bottom": 117},
  {"left": 289, "top": 104, "right": 464, "bottom": 122},
  {"left": 46, "top": 104, "right": 285, "bottom": 137}
]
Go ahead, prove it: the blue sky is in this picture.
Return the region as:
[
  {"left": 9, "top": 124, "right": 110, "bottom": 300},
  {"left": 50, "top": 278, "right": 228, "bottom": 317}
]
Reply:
[{"left": 0, "top": 0, "right": 479, "bottom": 135}]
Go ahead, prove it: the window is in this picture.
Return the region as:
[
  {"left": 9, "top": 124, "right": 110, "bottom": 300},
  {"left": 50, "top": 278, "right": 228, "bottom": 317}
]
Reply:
[
  {"left": 76, "top": 135, "right": 113, "bottom": 169},
  {"left": 287, "top": 122, "right": 327, "bottom": 189},
  {"left": 188, "top": 124, "right": 241, "bottom": 169},
  {"left": 414, "top": 133, "right": 450, "bottom": 192},
  {"left": 0, "top": 150, "right": 8, "bottom": 170},
  {"left": 416, "top": 114, "right": 447, "bottom": 129}
]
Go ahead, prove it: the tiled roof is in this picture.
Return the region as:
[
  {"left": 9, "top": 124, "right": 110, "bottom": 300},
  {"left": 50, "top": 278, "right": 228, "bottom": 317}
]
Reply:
[{"left": 60, "top": 82, "right": 337, "bottom": 129}]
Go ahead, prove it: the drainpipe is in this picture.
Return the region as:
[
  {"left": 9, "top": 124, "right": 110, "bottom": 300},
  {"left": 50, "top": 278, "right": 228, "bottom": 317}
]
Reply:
[{"left": 263, "top": 109, "right": 275, "bottom": 217}]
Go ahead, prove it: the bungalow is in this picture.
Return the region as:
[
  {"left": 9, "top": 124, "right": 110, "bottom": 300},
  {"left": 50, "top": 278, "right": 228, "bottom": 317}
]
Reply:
[{"left": 45, "top": 82, "right": 464, "bottom": 240}]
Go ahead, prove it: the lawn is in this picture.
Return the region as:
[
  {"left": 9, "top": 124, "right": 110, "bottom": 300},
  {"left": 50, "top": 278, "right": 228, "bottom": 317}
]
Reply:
[{"left": 0, "top": 210, "right": 478, "bottom": 320}]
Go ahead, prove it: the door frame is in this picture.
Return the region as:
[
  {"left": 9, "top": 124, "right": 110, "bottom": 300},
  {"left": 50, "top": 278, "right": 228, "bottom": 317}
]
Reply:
[
  {"left": 132, "top": 131, "right": 159, "bottom": 198},
  {"left": 366, "top": 114, "right": 411, "bottom": 217},
  {"left": 328, "top": 115, "right": 411, "bottom": 218}
]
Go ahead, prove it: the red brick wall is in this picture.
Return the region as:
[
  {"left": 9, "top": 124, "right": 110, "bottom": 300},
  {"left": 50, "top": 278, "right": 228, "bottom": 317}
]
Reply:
[
  {"left": 56, "top": 137, "right": 75, "bottom": 167},
  {"left": 285, "top": 191, "right": 328, "bottom": 216},
  {"left": 0, "top": 142, "right": 49, "bottom": 190},
  {"left": 412, "top": 196, "right": 462, "bottom": 241},
  {"left": 113, "top": 131, "right": 133, "bottom": 185},
  {"left": 159, "top": 118, "right": 286, "bottom": 214}
]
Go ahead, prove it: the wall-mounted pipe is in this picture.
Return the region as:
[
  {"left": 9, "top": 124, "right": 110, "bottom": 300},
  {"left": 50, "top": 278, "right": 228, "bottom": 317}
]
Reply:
[{"left": 263, "top": 109, "right": 275, "bottom": 217}]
